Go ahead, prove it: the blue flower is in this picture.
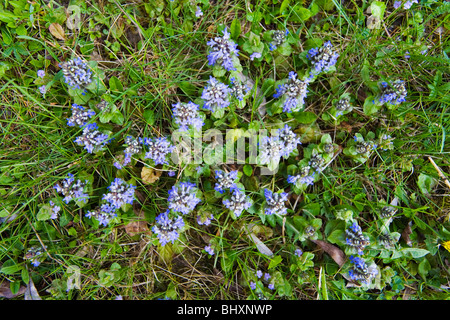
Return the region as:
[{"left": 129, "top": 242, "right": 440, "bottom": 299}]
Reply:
[
  {"left": 348, "top": 255, "right": 378, "bottom": 284},
  {"left": 223, "top": 188, "right": 252, "bottom": 217},
  {"left": 74, "top": 123, "right": 111, "bottom": 153},
  {"left": 86, "top": 203, "right": 117, "bottom": 226},
  {"left": 229, "top": 77, "right": 250, "bottom": 101},
  {"left": 66, "top": 103, "right": 96, "bottom": 127},
  {"left": 259, "top": 135, "right": 283, "bottom": 166},
  {"left": 214, "top": 170, "right": 239, "bottom": 193},
  {"left": 264, "top": 189, "right": 288, "bottom": 215},
  {"left": 38, "top": 85, "right": 47, "bottom": 96},
  {"left": 207, "top": 27, "right": 239, "bottom": 71},
  {"left": 276, "top": 124, "right": 301, "bottom": 159},
  {"left": 119, "top": 135, "right": 143, "bottom": 167},
  {"left": 195, "top": 6, "right": 203, "bottom": 18},
  {"left": 197, "top": 213, "right": 214, "bottom": 226},
  {"left": 249, "top": 52, "right": 262, "bottom": 61},
  {"left": 273, "top": 71, "right": 309, "bottom": 112},
  {"left": 49, "top": 201, "right": 61, "bottom": 220},
  {"left": 37, "top": 70, "right": 45, "bottom": 78},
  {"left": 102, "top": 178, "right": 136, "bottom": 209},
  {"left": 288, "top": 165, "right": 316, "bottom": 187},
  {"left": 204, "top": 245, "right": 215, "bottom": 255},
  {"left": 141, "top": 136, "right": 175, "bottom": 165},
  {"left": 201, "top": 76, "right": 231, "bottom": 114},
  {"left": 294, "top": 248, "right": 303, "bottom": 257},
  {"left": 172, "top": 101, "right": 204, "bottom": 131},
  {"left": 306, "top": 41, "right": 339, "bottom": 74},
  {"left": 269, "top": 29, "right": 289, "bottom": 51},
  {"left": 54, "top": 173, "right": 89, "bottom": 204},
  {"left": 345, "top": 222, "right": 370, "bottom": 255},
  {"left": 25, "top": 246, "right": 46, "bottom": 267},
  {"left": 168, "top": 182, "right": 201, "bottom": 215},
  {"left": 60, "top": 57, "right": 93, "bottom": 90},
  {"left": 152, "top": 210, "right": 185, "bottom": 246},
  {"left": 379, "top": 80, "right": 407, "bottom": 105}
]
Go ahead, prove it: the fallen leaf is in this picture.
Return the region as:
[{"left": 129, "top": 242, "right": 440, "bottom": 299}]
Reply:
[
  {"left": 311, "top": 239, "right": 346, "bottom": 267},
  {"left": 49, "top": 23, "right": 66, "bottom": 40},
  {"left": 248, "top": 233, "right": 273, "bottom": 257},
  {"left": 125, "top": 220, "right": 149, "bottom": 237},
  {"left": 0, "top": 281, "right": 26, "bottom": 299},
  {"left": 401, "top": 221, "right": 413, "bottom": 247},
  {"left": 24, "top": 278, "right": 41, "bottom": 300},
  {"left": 141, "top": 167, "right": 162, "bottom": 184}
]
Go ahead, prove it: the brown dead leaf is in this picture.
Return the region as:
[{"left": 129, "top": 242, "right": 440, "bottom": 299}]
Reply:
[
  {"left": 402, "top": 221, "right": 413, "bottom": 247},
  {"left": 49, "top": 23, "right": 66, "bottom": 40},
  {"left": 125, "top": 220, "right": 149, "bottom": 237},
  {"left": 311, "top": 239, "right": 346, "bottom": 267},
  {"left": 0, "top": 281, "right": 26, "bottom": 299},
  {"left": 141, "top": 167, "right": 162, "bottom": 184}
]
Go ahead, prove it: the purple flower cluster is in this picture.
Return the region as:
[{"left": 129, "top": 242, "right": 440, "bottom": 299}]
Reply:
[
  {"left": 141, "top": 136, "right": 175, "bottom": 165},
  {"left": 172, "top": 101, "right": 204, "bottom": 131},
  {"left": 379, "top": 80, "right": 407, "bottom": 105},
  {"left": 74, "top": 123, "right": 111, "bottom": 153},
  {"left": 201, "top": 76, "right": 231, "bottom": 114},
  {"left": 264, "top": 189, "right": 288, "bottom": 215},
  {"left": 152, "top": 210, "right": 185, "bottom": 246},
  {"left": 223, "top": 188, "right": 252, "bottom": 217},
  {"left": 229, "top": 77, "right": 249, "bottom": 101},
  {"left": 60, "top": 57, "right": 93, "bottom": 90},
  {"left": 306, "top": 41, "right": 339, "bottom": 74},
  {"left": 348, "top": 255, "right": 378, "bottom": 285},
  {"left": 345, "top": 222, "right": 370, "bottom": 255},
  {"left": 49, "top": 200, "right": 61, "bottom": 220},
  {"left": 54, "top": 173, "right": 89, "bottom": 204},
  {"left": 273, "top": 71, "right": 310, "bottom": 112},
  {"left": 102, "top": 178, "right": 136, "bottom": 209},
  {"left": 394, "top": 0, "right": 418, "bottom": 9},
  {"left": 25, "top": 246, "right": 46, "bottom": 267},
  {"left": 204, "top": 244, "right": 215, "bottom": 255},
  {"left": 197, "top": 213, "right": 214, "bottom": 226},
  {"left": 66, "top": 103, "right": 96, "bottom": 127},
  {"left": 207, "top": 27, "right": 239, "bottom": 71},
  {"left": 269, "top": 29, "right": 289, "bottom": 51},
  {"left": 86, "top": 203, "right": 117, "bottom": 226},
  {"left": 277, "top": 125, "right": 302, "bottom": 159},
  {"left": 287, "top": 165, "right": 315, "bottom": 187},
  {"left": 259, "top": 125, "right": 301, "bottom": 165},
  {"left": 168, "top": 181, "right": 201, "bottom": 215},
  {"left": 114, "top": 135, "right": 143, "bottom": 169},
  {"left": 214, "top": 170, "right": 239, "bottom": 194},
  {"left": 249, "top": 270, "right": 274, "bottom": 292}
]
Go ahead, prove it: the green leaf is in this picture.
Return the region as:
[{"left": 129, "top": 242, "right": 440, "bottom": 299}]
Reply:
[
  {"left": 109, "top": 76, "right": 123, "bottom": 92},
  {"left": 363, "top": 96, "right": 380, "bottom": 115},
  {"left": 36, "top": 204, "right": 52, "bottom": 221},
  {"left": 143, "top": 109, "right": 155, "bottom": 126},
  {"left": 230, "top": 18, "right": 241, "bottom": 39},
  {"left": 280, "top": 0, "right": 291, "bottom": 14},
  {"left": 294, "top": 111, "right": 317, "bottom": 124},
  {"left": 268, "top": 255, "right": 283, "bottom": 269},
  {"left": 290, "top": 5, "right": 312, "bottom": 22},
  {"left": 417, "top": 173, "right": 437, "bottom": 195},
  {"left": 243, "top": 164, "right": 253, "bottom": 176},
  {"left": 401, "top": 248, "right": 430, "bottom": 259},
  {"left": 370, "top": 1, "right": 386, "bottom": 20},
  {"left": 1, "top": 260, "right": 22, "bottom": 275},
  {"left": 178, "top": 81, "right": 198, "bottom": 97}
]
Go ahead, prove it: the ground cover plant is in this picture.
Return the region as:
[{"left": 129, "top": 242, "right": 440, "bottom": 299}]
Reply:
[{"left": 0, "top": 0, "right": 450, "bottom": 300}]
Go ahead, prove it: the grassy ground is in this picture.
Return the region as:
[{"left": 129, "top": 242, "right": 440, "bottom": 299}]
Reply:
[{"left": 1, "top": 0, "right": 450, "bottom": 300}]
